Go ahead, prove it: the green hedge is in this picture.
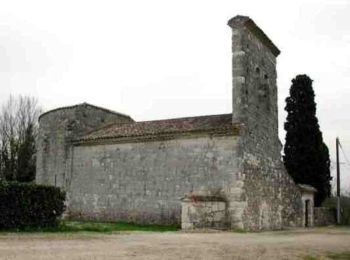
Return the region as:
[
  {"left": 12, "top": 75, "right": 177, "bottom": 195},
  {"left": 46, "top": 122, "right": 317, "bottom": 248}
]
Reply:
[{"left": 0, "top": 182, "right": 66, "bottom": 229}]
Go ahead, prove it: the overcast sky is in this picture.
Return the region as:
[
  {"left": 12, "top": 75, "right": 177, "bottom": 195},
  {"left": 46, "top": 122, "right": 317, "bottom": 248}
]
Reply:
[{"left": 1, "top": 0, "right": 349, "bottom": 192}]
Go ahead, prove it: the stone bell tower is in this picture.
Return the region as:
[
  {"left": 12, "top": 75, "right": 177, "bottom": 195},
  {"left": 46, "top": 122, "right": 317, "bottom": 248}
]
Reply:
[{"left": 228, "top": 16, "right": 281, "bottom": 159}]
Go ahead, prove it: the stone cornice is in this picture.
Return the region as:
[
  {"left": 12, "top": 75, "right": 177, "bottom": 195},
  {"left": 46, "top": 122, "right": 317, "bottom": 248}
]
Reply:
[{"left": 228, "top": 15, "right": 280, "bottom": 57}]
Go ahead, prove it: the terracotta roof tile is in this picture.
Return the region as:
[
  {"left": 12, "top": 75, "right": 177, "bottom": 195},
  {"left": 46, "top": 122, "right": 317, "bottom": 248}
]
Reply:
[{"left": 75, "top": 113, "right": 237, "bottom": 143}]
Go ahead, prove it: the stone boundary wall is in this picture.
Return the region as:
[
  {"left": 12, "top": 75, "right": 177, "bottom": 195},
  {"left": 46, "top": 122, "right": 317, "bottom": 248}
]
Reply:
[
  {"left": 181, "top": 194, "right": 227, "bottom": 230},
  {"left": 314, "top": 207, "right": 336, "bottom": 226}
]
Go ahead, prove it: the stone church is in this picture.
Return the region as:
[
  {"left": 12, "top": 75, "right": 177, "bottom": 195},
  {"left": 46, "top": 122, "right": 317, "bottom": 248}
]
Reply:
[{"left": 36, "top": 15, "right": 316, "bottom": 230}]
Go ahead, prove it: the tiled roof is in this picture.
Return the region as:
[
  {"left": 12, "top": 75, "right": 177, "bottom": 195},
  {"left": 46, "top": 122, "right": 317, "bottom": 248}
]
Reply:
[{"left": 75, "top": 113, "right": 239, "bottom": 144}]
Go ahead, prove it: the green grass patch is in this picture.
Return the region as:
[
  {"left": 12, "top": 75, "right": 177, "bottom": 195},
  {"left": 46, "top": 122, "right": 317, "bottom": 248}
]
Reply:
[
  {"left": 0, "top": 220, "right": 179, "bottom": 233},
  {"left": 230, "top": 228, "right": 248, "bottom": 233},
  {"left": 303, "top": 256, "right": 320, "bottom": 260},
  {"left": 327, "top": 252, "right": 350, "bottom": 260},
  {"left": 303, "top": 252, "right": 350, "bottom": 260}
]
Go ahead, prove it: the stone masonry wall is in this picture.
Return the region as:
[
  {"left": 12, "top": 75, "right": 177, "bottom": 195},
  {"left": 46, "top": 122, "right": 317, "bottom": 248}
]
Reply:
[
  {"left": 36, "top": 108, "right": 75, "bottom": 186},
  {"left": 36, "top": 104, "right": 133, "bottom": 188},
  {"left": 67, "top": 136, "right": 239, "bottom": 224},
  {"left": 314, "top": 207, "right": 336, "bottom": 226},
  {"left": 181, "top": 196, "right": 227, "bottom": 230},
  {"left": 36, "top": 16, "right": 305, "bottom": 231},
  {"left": 228, "top": 16, "right": 303, "bottom": 230},
  {"left": 241, "top": 161, "right": 302, "bottom": 230}
]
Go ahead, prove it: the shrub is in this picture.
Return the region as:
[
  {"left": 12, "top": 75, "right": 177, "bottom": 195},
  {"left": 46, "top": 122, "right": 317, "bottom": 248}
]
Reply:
[{"left": 0, "top": 182, "right": 65, "bottom": 229}]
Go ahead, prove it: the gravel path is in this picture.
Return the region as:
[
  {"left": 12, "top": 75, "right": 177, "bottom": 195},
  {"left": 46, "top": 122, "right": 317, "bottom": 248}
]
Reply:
[{"left": 0, "top": 227, "right": 349, "bottom": 259}]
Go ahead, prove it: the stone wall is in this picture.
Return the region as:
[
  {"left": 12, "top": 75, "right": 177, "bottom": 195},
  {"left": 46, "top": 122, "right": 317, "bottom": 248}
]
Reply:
[
  {"left": 67, "top": 135, "right": 239, "bottom": 224},
  {"left": 181, "top": 193, "right": 227, "bottom": 230},
  {"left": 35, "top": 16, "right": 306, "bottom": 231},
  {"left": 241, "top": 162, "right": 302, "bottom": 230},
  {"left": 314, "top": 207, "right": 336, "bottom": 226},
  {"left": 228, "top": 16, "right": 303, "bottom": 230},
  {"left": 36, "top": 103, "right": 133, "bottom": 188}
]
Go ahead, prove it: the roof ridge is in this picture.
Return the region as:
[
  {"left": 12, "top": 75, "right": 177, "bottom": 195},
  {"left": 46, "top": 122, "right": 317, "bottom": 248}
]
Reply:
[
  {"left": 39, "top": 102, "right": 132, "bottom": 121},
  {"left": 80, "top": 102, "right": 132, "bottom": 119},
  {"left": 135, "top": 113, "right": 232, "bottom": 124}
]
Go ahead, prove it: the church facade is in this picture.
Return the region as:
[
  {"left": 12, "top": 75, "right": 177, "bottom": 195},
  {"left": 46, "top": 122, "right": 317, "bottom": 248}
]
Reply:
[{"left": 36, "top": 16, "right": 313, "bottom": 230}]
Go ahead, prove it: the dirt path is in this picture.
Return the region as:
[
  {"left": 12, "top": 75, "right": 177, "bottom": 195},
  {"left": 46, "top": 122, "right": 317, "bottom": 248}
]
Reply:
[{"left": 0, "top": 227, "right": 349, "bottom": 260}]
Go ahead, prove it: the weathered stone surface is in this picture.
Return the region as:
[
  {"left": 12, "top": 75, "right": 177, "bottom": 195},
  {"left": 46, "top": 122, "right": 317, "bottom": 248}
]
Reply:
[
  {"left": 228, "top": 15, "right": 303, "bottom": 230},
  {"left": 36, "top": 103, "right": 133, "bottom": 188},
  {"left": 182, "top": 200, "right": 227, "bottom": 230},
  {"left": 36, "top": 15, "right": 308, "bottom": 231},
  {"left": 314, "top": 207, "right": 336, "bottom": 226},
  {"left": 68, "top": 136, "right": 238, "bottom": 224}
]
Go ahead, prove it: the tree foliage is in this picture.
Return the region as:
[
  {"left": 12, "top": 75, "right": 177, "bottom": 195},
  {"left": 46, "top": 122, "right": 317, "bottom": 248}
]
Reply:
[
  {"left": 0, "top": 96, "right": 42, "bottom": 182},
  {"left": 284, "top": 75, "right": 331, "bottom": 206}
]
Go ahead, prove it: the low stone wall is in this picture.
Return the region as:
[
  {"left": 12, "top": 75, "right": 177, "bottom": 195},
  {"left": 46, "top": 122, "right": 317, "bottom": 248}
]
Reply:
[
  {"left": 314, "top": 207, "right": 336, "bottom": 226},
  {"left": 181, "top": 194, "right": 227, "bottom": 230}
]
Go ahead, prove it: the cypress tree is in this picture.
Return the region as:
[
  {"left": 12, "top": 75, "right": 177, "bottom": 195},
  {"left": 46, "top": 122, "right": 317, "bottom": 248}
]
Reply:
[{"left": 284, "top": 74, "right": 331, "bottom": 206}]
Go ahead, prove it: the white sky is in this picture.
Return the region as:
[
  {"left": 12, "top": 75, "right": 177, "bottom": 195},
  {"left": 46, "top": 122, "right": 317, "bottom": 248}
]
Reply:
[{"left": 1, "top": 0, "right": 349, "bottom": 192}]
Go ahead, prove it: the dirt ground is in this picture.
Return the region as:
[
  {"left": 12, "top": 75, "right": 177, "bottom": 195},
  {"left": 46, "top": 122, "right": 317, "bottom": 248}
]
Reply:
[{"left": 0, "top": 227, "right": 349, "bottom": 260}]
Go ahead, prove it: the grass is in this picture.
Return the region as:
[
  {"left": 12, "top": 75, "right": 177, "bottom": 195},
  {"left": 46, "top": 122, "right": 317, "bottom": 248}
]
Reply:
[
  {"left": 303, "top": 252, "right": 350, "bottom": 260},
  {"left": 0, "top": 220, "right": 180, "bottom": 233},
  {"left": 230, "top": 228, "right": 248, "bottom": 233},
  {"left": 303, "top": 256, "right": 320, "bottom": 260},
  {"left": 327, "top": 252, "right": 350, "bottom": 259}
]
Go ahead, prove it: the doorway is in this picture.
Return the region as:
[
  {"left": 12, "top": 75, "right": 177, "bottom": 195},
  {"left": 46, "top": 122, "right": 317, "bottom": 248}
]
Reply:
[{"left": 305, "top": 199, "right": 310, "bottom": 227}]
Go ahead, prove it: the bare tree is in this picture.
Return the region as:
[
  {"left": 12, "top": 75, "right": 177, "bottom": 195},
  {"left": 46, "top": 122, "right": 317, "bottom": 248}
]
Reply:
[
  {"left": 0, "top": 95, "right": 42, "bottom": 182},
  {"left": 17, "top": 96, "right": 41, "bottom": 141}
]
